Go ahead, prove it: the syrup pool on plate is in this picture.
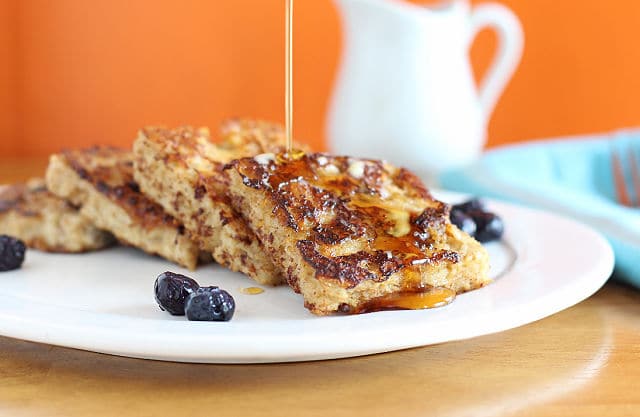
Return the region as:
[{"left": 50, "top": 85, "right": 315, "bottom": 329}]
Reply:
[
  {"left": 240, "top": 287, "right": 265, "bottom": 295},
  {"left": 353, "top": 287, "right": 456, "bottom": 314}
]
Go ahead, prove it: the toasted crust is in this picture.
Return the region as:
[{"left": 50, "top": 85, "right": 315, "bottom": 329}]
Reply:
[
  {"left": 45, "top": 147, "right": 202, "bottom": 269},
  {"left": 225, "top": 153, "right": 490, "bottom": 315},
  {"left": 132, "top": 120, "right": 297, "bottom": 285},
  {"left": 0, "top": 179, "right": 114, "bottom": 252}
]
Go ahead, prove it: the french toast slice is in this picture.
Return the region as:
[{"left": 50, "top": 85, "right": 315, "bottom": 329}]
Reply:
[
  {"left": 132, "top": 120, "right": 295, "bottom": 285},
  {"left": 225, "top": 153, "right": 490, "bottom": 315},
  {"left": 45, "top": 147, "right": 202, "bottom": 269},
  {"left": 0, "top": 178, "right": 114, "bottom": 252}
]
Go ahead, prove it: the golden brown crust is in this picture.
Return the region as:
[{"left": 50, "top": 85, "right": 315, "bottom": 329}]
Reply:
[
  {"left": 0, "top": 179, "right": 114, "bottom": 252},
  {"left": 46, "top": 147, "right": 202, "bottom": 269},
  {"left": 0, "top": 181, "right": 48, "bottom": 216},
  {"left": 133, "top": 121, "right": 305, "bottom": 285},
  {"left": 226, "top": 153, "right": 490, "bottom": 315},
  {"left": 218, "top": 119, "right": 289, "bottom": 155},
  {"left": 62, "top": 147, "right": 182, "bottom": 231}
]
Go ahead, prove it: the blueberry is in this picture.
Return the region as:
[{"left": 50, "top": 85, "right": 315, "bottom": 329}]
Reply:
[
  {"left": 469, "top": 211, "right": 504, "bottom": 243},
  {"left": 154, "top": 271, "right": 200, "bottom": 315},
  {"left": 185, "top": 286, "right": 235, "bottom": 322},
  {"left": 452, "top": 198, "right": 485, "bottom": 213},
  {"left": 449, "top": 209, "right": 477, "bottom": 236},
  {"left": 0, "top": 235, "right": 26, "bottom": 272}
]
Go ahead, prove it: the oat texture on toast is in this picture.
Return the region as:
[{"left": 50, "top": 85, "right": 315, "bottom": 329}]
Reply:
[
  {"left": 133, "top": 120, "right": 298, "bottom": 285},
  {"left": 45, "top": 147, "right": 202, "bottom": 269},
  {"left": 0, "top": 178, "right": 114, "bottom": 252},
  {"left": 225, "top": 153, "right": 490, "bottom": 315}
]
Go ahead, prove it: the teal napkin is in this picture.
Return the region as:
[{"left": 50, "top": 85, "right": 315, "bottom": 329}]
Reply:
[{"left": 439, "top": 131, "right": 640, "bottom": 288}]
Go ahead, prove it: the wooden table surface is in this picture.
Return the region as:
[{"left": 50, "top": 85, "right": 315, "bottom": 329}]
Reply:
[{"left": 1, "top": 157, "right": 639, "bottom": 417}]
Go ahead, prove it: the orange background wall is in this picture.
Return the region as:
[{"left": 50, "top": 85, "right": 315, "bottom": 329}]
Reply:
[{"left": 1, "top": 0, "right": 640, "bottom": 157}]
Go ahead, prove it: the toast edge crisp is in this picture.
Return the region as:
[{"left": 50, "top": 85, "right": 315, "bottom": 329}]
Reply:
[
  {"left": 224, "top": 156, "right": 490, "bottom": 315},
  {"left": 45, "top": 152, "right": 200, "bottom": 269},
  {"left": 0, "top": 180, "right": 115, "bottom": 253},
  {"left": 132, "top": 129, "right": 283, "bottom": 285}
]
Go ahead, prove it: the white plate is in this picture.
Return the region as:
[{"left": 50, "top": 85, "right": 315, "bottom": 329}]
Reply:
[{"left": 0, "top": 193, "right": 614, "bottom": 363}]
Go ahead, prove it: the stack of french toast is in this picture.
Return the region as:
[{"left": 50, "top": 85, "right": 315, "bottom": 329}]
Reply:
[{"left": 0, "top": 119, "right": 490, "bottom": 315}]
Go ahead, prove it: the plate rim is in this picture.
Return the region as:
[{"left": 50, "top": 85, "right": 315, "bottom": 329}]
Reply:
[{"left": 0, "top": 196, "right": 615, "bottom": 363}]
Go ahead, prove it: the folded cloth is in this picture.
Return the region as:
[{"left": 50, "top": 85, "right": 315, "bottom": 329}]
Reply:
[{"left": 439, "top": 130, "right": 640, "bottom": 289}]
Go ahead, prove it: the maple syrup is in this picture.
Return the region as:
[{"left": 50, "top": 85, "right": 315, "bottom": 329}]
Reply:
[
  {"left": 234, "top": 152, "right": 464, "bottom": 313},
  {"left": 349, "top": 194, "right": 413, "bottom": 237},
  {"left": 355, "top": 287, "right": 456, "bottom": 314},
  {"left": 240, "top": 287, "right": 265, "bottom": 295},
  {"left": 276, "top": 148, "right": 305, "bottom": 164},
  {"left": 251, "top": 11, "right": 461, "bottom": 313},
  {"left": 285, "top": 0, "right": 295, "bottom": 155},
  {"left": 278, "top": 0, "right": 306, "bottom": 162}
]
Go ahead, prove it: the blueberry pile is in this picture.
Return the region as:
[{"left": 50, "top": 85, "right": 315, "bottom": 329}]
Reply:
[
  {"left": 0, "top": 235, "right": 26, "bottom": 272},
  {"left": 449, "top": 198, "right": 504, "bottom": 243},
  {"left": 154, "top": 271, "right": 235, "bottom": 321}
]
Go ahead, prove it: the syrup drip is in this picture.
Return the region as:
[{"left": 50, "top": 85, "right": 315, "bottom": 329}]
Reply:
[
  {"left": 285, "top": 0, "right": 294, "bottom": 155},
  {"left": 372, "top": 235, "right": 424, "bottom": 257},
  {"left": 279, "top": 0, "right": 306, "bottom": 162},
  {"left": 239, "top": 146, "right": 461, "bottom": 314},
  {"left": 240, "top": 287, "right": 265, "bottom": 295},
  {"left": 240, "top": 155, "right": 433, "bottom": 262},
  {"left": 354, "top": 287, "right": 456, "bottom": 314},
  {"left": 276, "top": 148, "right": 305, "bottom": 164}
]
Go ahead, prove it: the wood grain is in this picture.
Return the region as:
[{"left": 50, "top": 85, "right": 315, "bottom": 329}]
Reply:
[{"left": 0, "top": 158, "right": 638, "bottom": 416}]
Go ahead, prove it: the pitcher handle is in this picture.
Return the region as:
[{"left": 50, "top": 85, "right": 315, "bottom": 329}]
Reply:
[{"left": 470, "top": 3, "right": 524, "bottom": 118}]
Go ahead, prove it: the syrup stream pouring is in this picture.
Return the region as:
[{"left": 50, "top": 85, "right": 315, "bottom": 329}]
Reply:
[{"left": 285, "top": 0, "right": 294, "bottom": 154}]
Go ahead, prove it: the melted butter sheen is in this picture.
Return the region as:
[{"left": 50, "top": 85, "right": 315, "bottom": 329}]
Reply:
[
  {"left": 241, "top": 155, "right": 458, "bottom": 313},
  {"left": 349, "top": 194, "right": 412, "bottom": 237},
  {"left": 254, "top": 155, "right": 430, "bottom": 262}
]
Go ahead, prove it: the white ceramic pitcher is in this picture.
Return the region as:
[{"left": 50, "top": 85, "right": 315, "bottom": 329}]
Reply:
[{"left": 327, "top": 0, "right": 523, "bottom": 179}]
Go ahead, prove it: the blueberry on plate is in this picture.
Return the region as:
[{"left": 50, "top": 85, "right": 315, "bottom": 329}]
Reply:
[
  {"left": 185, "top": 286, "right": 235, "bottom": 322},
  {"left": 0, "top": 235, "right": 26, "bottom": 272},
  {"left": 452, "top": 198, "right": 485, "bottom": 214},
  {"left": 449, "top": 209, "right": 477, "bottom": 237},
  {"left": 469, "top": 211, "right": 504, "bottom": 243},
  {"left": 154, "top": 271, "right": 200, "bottom": 315}
]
